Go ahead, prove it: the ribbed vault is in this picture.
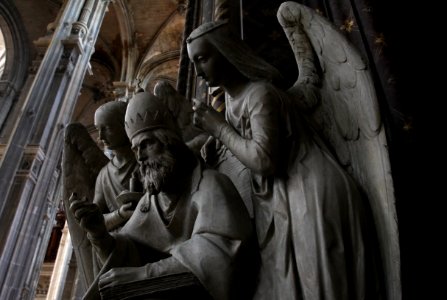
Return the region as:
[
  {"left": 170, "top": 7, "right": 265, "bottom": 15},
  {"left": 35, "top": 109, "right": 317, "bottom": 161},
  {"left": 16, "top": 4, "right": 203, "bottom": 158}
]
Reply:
[{"left": 72, "top": 0, "right": 186, "bottom": 130}]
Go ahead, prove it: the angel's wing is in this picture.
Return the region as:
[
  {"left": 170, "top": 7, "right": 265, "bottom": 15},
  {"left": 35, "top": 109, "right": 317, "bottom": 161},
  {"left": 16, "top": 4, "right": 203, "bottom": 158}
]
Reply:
[
  {"left": 153, "top": 80, "right": 191, "bottom": 128},
  {"left": 154, "top": 80, "right": 209, "bottom": 153},
  {"left": 62, "top": 123, "right": 108, "bottom": 290},
  {"left": 277, "top": 2, "right": 400, "bottom": 299}
]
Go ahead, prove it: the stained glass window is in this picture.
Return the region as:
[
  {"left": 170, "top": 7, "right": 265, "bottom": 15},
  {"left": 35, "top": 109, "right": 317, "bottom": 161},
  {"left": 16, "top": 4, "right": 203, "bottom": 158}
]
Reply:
[{"left": 0, "top": 29, "right": 5, "bottom": 77}]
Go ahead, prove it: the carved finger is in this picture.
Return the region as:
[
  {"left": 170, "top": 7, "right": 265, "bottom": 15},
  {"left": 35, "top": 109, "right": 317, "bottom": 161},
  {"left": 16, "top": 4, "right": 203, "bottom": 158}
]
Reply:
[
  {"left": 69, "top": 197, "right": 89, "bottom": 213},
  {"left": 192, "top": 98, "right": 208, "bottom": 111},
  {"left": 99, "top": 268, "right": 117, "bottom": 289},
  {"left": 192, "top": 98, "right": 199, "bottom": 111},
  {"left": 200, "top": 146, "right": 207, "bottom": 161},
  {"left": 98, "top": 273, "right": 112, "bottom": 289},
  {"left": 72, "top": 201, "right": 98, "bottom": 221},
  {"left": 193, "top": 113, "right": 201, "bottom": 127},
  {"left": 73, "top": 205, "right": 97, "bottom": 221},
  {"left": 121, "top": 202, "right": 133, "bottom": 210},
  {"left": 68, "top": 192, "right": 78, "bottom": 203}
]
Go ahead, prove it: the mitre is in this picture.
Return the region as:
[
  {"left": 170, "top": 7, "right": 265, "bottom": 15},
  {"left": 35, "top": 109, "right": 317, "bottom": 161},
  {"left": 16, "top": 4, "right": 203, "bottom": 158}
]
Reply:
[{"left": 124, "top": 91, "right": 180, "bottom": 140}]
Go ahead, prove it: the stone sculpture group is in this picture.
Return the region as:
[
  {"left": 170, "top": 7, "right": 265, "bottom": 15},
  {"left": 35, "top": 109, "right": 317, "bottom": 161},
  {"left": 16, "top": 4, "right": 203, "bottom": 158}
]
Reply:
[{"left": 63, "top": 2, "right": 398, "bottom": 299}]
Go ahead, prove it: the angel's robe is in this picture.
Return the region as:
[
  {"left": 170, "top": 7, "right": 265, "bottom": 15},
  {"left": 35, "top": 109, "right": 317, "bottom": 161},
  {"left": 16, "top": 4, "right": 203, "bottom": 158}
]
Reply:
[
  {"left": 84, "top": 161, "right": 257, "bottom": 300},
  {"left": 93, "top": 155, "right": 139, "bottom": 213},
  {"left": 218, "top": 81, "right": 379, "bottom": 300}
]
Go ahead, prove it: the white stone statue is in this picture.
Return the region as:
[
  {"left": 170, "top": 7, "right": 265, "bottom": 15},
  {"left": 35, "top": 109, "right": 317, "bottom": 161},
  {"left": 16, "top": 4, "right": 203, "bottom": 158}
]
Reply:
[
  {"left": 187, "top": 2, "right": 399, "bottom": 299},
  {"left": 62, "top": 101, "right": 142, "bottom": 293}
]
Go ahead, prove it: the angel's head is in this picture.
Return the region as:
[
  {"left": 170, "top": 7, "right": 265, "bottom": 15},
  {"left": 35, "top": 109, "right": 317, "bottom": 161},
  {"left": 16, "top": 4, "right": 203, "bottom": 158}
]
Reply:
[
  {"left": 186, "top": 20, "right": 283, "bottom": 87},
  {"left": 94, "top": 101, "right": 130, "bottom": 150},
  {"left": 132, "top": 128, "right": 183, "bottom": 195},
  {"left": 125, "top": 92, "right": 191, "bottom": 195}
]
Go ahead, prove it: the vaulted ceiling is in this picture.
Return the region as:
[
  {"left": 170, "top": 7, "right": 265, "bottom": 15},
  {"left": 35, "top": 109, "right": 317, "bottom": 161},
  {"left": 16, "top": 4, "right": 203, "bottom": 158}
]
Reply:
[
  {"left": 4, "top": 0, "right": 186, "bottom": 146},
  {"left": 74, "top": 0, "right": 186, "bottom": 128}
]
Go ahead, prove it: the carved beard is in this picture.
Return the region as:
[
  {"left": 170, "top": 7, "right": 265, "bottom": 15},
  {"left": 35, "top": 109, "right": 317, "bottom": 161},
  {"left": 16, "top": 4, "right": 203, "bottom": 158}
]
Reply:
[{"left": 140, "top": 149, "right": 176, "bottom": 195}]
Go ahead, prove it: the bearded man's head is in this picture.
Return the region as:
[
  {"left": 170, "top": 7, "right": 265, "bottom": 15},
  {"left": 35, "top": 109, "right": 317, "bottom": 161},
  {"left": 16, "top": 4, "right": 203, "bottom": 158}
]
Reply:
[{"left": 137, "top": 129, "right": 183, "bottom": 195}]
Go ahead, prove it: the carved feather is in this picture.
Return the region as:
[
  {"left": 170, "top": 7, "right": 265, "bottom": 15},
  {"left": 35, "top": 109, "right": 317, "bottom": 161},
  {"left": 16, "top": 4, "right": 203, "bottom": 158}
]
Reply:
[
  {"left": 62, "top": 122, "right": 108, "bottom": 288},
  {"left": 154, "top": 80, "right": 208, "bottom": 153}
]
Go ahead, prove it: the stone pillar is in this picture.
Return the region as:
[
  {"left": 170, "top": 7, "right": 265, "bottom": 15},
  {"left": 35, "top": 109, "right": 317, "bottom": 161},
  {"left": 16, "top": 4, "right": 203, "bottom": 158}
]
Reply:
[
  {"left": 0, "top": 1, "right": 111, "bottom": 299},
  {"left": 176, "top": 0, "right": 199, "bottom": 98},
  {"left": 46, "top": 224, "right": 73, "bottom": 300}
]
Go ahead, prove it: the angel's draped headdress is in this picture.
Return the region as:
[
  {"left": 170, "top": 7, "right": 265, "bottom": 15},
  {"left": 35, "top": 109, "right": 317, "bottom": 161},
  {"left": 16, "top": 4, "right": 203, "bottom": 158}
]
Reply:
[
  {"left": 187, "top": 19, "right": 283, "bottom": 86},
  {"left": 124, "top": 91, "right": 181, "bottom": 140}
]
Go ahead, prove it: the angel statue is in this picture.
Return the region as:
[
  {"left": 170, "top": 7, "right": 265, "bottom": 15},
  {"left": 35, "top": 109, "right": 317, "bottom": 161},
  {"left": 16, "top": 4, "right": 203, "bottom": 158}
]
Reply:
[
  {"left": 62, "top": 100, "right": 142, "bottom": 292},
  {"left": 188, "top": 1, "right": 399, "bottom": 299},
  {"left": 154, "top": 79, "right": 253, "bottom": 217}
]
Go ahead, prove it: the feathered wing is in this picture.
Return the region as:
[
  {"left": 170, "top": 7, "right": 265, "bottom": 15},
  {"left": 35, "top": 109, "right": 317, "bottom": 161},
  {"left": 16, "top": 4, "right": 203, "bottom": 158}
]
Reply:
[
  {"left": 277, "top": 2, "right": 400, "bottom": 299},
  {"left": 62, "top": 123, "right": 109, "bottom": 290},
  {"left": 153, "top": 80, "right": 195, "bottom": 138},
  {"left": 154, "top": 80, "right": 209, "bottom": 153}
]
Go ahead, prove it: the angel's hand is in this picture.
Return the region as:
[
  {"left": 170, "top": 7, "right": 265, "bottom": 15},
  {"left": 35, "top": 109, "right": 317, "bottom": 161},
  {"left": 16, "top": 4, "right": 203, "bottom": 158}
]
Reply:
[
  {"left": 69, "top": 192, "right": 107, "bottom": 239},
  {"left": 118, "top": 202, "right": 134, "bottom": 220},
  {"left": 200, "top": 136, "right": 221, "bottom": 164},
  {"left": 99, "top": 266, "right": 147, "bottom": 289},
  {"left": 192, "top": 99, "right": 226, "bottom": 137}
]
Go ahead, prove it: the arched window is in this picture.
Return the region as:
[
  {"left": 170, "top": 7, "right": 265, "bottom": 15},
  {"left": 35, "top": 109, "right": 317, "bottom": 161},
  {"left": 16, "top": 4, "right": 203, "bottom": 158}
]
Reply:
[
  {"left": 0, "top": 1, "right": 29, "bottom": 130},
  {"left": 0, "top": 29, "right": 6, "bottom": 77}
]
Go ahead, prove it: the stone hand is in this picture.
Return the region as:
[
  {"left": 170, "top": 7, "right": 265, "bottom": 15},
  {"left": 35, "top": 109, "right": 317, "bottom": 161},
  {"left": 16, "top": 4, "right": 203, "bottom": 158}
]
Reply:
[
  {"left": 118, "top": 202, "right": 134, "bottom": 220},
  {"left": 200, "top": 135, "right": 221, "bottom": 164},
  {"left": 192, "top": 98, "right": 226, "bottom": 137},
  {"left": 69, "top": 192, "right": 107, "bottom": 239},
  {"left": 98, "top": 267, "right": 147, "bottom": 289}
]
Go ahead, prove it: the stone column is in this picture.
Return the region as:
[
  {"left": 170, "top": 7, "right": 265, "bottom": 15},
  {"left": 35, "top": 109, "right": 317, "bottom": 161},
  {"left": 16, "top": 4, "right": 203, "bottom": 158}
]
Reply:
[
  {"left": 0, "top": 1, "right": 111, "bottom": 299},
  {"left": 45, "top": 224, "right": 73, "bottom": 300},
  {"left": 176, "top": 0, "right": 198, "bottom": 98}
]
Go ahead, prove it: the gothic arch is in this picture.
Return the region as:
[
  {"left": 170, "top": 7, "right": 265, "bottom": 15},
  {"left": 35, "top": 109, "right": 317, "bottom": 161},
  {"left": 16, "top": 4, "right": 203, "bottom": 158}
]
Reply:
[
  {"left": 136, "top": 11, "right": 185, "bottom": 91},
  {"left": 138, "top": 50, "right": 180, "bottom": 92},
  {"left": 0, "top": 0, "right": 30, "bottom": 129}
]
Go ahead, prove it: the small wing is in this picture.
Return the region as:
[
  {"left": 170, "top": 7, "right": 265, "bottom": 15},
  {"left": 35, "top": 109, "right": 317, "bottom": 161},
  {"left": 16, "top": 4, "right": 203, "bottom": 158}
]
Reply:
[
  {"left": 277, "top": 2, "right": 400, "bottom": 299},
  {"left": 154, "top": 80, "right": 209, "bottom": 153},
  {"left": 154, "top": 80, "right": 195, "bottom": 138},
  {"left": 62, "top": 123, "right": 108, "bottom": 289}
]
